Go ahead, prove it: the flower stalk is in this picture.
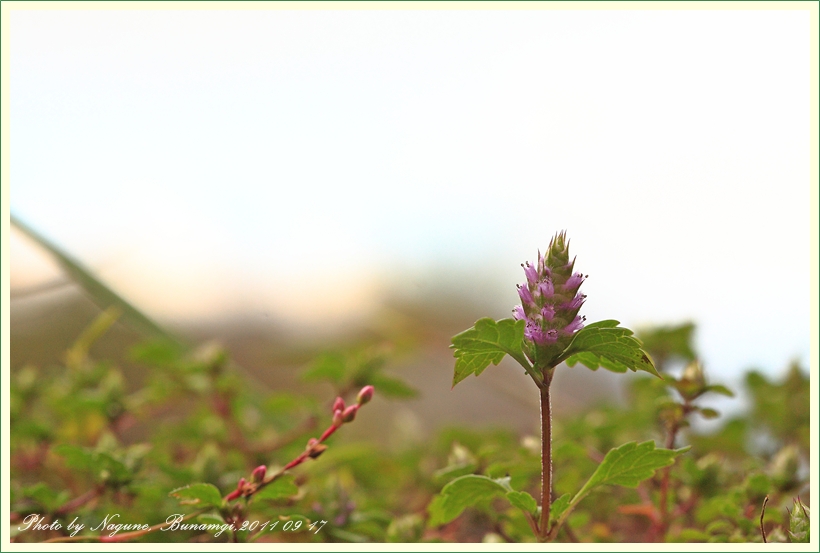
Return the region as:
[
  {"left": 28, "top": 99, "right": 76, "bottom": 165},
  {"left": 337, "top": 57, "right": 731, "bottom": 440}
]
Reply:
[
  {"left": 512, "top": 232, "right": 587, "bottom": 541},
  {"left": 539, "top": 375, "right": 553, "bottom": 541},
  {"left": 223, "top": 385, "right": 375, "bottom": 504}
]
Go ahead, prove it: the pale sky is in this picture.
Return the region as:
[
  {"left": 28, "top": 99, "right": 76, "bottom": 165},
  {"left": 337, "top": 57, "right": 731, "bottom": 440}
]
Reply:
[{"left": 9, "top": 6, "right": 814, "bottom": 381}]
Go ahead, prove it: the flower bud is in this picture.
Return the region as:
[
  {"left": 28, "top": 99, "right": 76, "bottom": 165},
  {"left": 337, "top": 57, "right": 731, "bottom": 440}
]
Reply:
[
  {"left": 341, "top": 404, "right": 359, "bottom": 423},
  {"left": 332, "top": 396, "right": 346, "bottom": 413},
  {"left": 357, "top": 385, "right": 375, "bottom": 405},
  {"left": 226, "top": 477, "right": 246, "bottom": 502},
  {"left": 674, "top": 361, "right": 707, "bottom": 400},
  {"left": 332, "top": 408, "right": 344, "bottom": 427},
  {"left": 251, "top": 465, "right": 267, "bottom": 483},
  {"left": 307, "top": 443, "right": 328, "bottom": 459}
]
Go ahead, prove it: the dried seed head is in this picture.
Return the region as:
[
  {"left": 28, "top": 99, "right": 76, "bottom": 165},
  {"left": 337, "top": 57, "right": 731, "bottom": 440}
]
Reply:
[{"left": 308, "top": 443, "right": 328, "bottom": 459}]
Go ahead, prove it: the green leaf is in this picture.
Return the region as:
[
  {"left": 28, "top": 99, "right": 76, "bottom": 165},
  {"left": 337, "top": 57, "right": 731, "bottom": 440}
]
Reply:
[
  {"left": 549, "top": 493, "right": 571, "bottom": 524},
  {"left": 506, "top": 490, "right": 537, "bottom": 515},
  {"left": 53, "top": 444, "right": 96, "bottom": 472},
  {"left": 432, "top": 462, "right": 478, "bottom": 485},
  {"left": 677, "top": 528, "right": 711, "bottom": 542},
  {"left": 53, "top": 445, "right": 131, "bottom": 485},
  {"left": 169, "top": 483, "right": 224, "bottom": 509},
  {"left": 562, "top": 320, "right": 660, "bottom": 378},
  {"left": 427, "top": 475, "right": 511, "bottom": 526},
  {"left": 278, "top": 513, "right": 311, "bottom": 528},
  {"left": 743, "top": 473, "right": 770, "bottom": 497},
  {"left": 577, "top": 441, "right": 688, "bottom": 497},
  {"left": 23, "top": 483, "right": 70, "bottom": 513},
  {"left": 130, "top": 339, "right": 185, "bottom": 367},
  {"left": 450, "top": 318, "right": 529, "bottom": 387},
  {"left": 194, "top": 513, "right": 234, "bottom": 538},
  {"left": 635, "top": 322, "right": 697, "bottom": 366},
  {"left": 704, "top": 384, "right": 734, "bottom": 397},
  {"left": 11, "top": 214, "right": 178, "bottom": 343},
  {"left": 252, "top": 474, "right": 299, "bottom": 502},
  {"left": 368, "top": 373, "right": 419, "bottom": 398},
  {"left": 789, "top": 498, "right": 810, "bottom": 543},
  {"left": 697, "top": 407, "right": 720, "bottom": 419},
  {"left": 302, "top": 353, "right": 347, "bottom": 384},
  {"left": 95, "top": 452, "right": 131, "bottom": 484},
  {"left": 197, "top": 512, "right": 226, "bottom": 524}
]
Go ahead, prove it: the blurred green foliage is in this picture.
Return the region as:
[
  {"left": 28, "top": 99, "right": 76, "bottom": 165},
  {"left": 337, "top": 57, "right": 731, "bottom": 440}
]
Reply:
[{"left": 10, "top": 312, "right": 810, "bottom": 543}]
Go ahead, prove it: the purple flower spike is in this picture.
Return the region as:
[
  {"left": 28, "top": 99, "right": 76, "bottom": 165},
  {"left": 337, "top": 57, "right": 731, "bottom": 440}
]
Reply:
[
  {"left": 523, "top": 262, "right": 538, "bottom": 285},
  {"left": 538, "top": 279, "right": 554, "bottom": 299},
  {"left": 518, "top": 284, "right": 534, "bottom": 305},
  {"left": 541, "top": 329, "right": 559, "bottom": 345},
  {"left": 514, "top": 232, "right": 587, "bottom": 354},
  {"left": 562, "top": 273, "right": 585, "bottom": 292},
  {"left": 541, "top": 305, "right": 555, "bottom": 321},
  {"left": 524, "top": 320, "right": 542, "bottom": 342},
  {"left": 562, "top": 294, "right": 586, "bottom": 311},
  {"left": 561, "top": 316, "right": 585, "bottom": 336}
]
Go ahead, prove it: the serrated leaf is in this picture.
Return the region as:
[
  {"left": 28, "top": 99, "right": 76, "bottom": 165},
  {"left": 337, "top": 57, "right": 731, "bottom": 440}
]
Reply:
[
  {"left": 433, "top": 462, "right": 478, "bottom": 485},
  {"left": 506, "top": 490, "right": 537, "bottom": 515},
  {"left": 450, "top": 318, "right": 529, "bottom": 387},
  {"left": 562, "top": 320, "right": 660, "bottom": 378},
  {"left": 549, "top": 493, "right": 571, "bottom": 523},
  {"left": 427, "top": 475, "right": 511, "bottom": 526},
  {"left": 252, "top": 474, "right": 299, "bottom": 502},
  {"left": 170, "top": 483, "right": 224, "bottom": 509},
  {"left": 576, "top": 441, "right": 688, "bottom": 497}
]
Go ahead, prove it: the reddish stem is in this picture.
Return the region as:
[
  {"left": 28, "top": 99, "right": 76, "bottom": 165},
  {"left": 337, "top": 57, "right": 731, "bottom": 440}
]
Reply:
[{"left": 538, "top": 381, "right": 553, "bottom": 542}]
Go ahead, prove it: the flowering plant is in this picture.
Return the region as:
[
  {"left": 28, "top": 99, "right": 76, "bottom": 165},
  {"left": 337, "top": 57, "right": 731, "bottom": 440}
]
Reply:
[{"left": 439, "top": 231, "right": 682, "bottom": 542}]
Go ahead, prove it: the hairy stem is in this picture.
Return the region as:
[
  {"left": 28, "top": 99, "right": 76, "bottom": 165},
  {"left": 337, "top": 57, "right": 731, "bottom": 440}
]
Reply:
[{"left": 538, "top": 380, "right": 553, "bottom": 541}]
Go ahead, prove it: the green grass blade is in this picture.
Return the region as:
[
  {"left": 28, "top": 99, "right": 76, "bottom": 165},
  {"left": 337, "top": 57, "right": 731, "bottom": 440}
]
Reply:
[{"left": 11, "top": 213, "right": 179, "bottom": 344}]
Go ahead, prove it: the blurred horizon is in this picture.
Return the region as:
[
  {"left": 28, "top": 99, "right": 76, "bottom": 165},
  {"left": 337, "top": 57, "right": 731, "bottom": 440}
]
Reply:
[
  {"left": 9, "top": 7, "right": 814, "bottom": 392},
  {"left": 10, "top": 212, "right": 812, "bottom": 383}
]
